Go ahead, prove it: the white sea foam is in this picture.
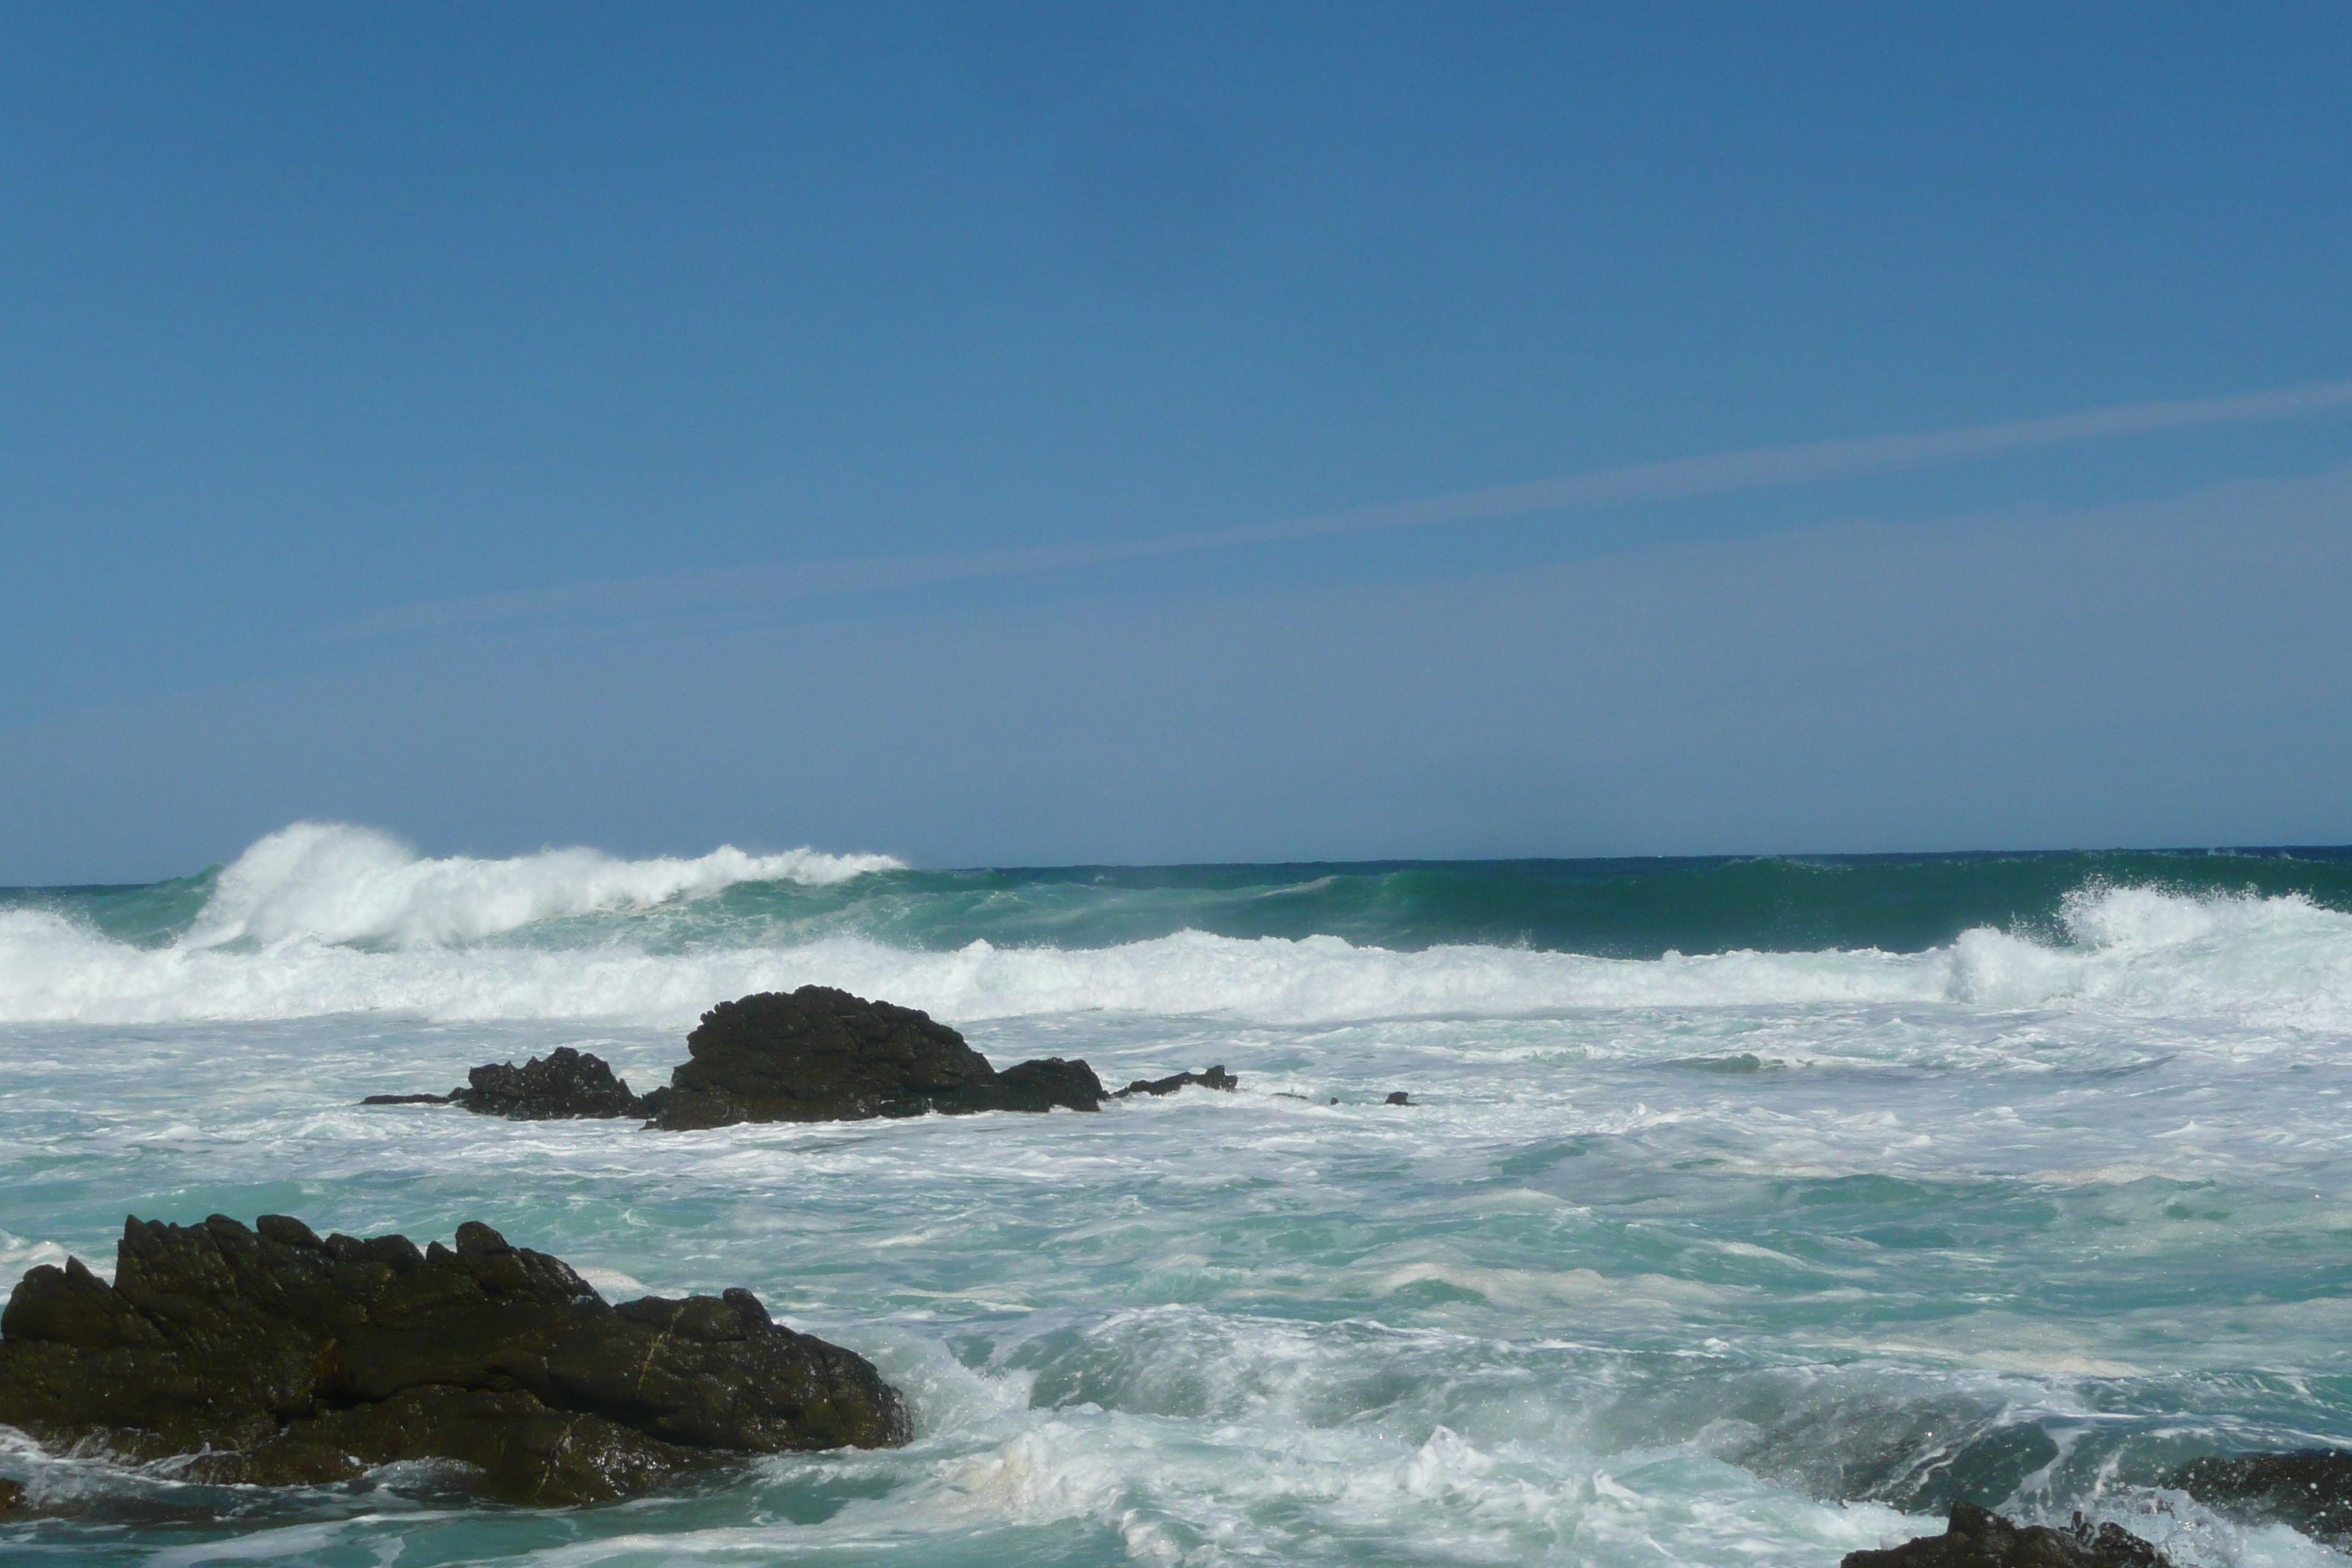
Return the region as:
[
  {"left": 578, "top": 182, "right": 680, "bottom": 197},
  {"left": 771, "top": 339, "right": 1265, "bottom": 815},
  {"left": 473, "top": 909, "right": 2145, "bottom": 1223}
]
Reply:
[
  {"left": 4, "top": 878, "right": 2351, "bottom": 1030},
  {"left": 10, "top": 876, "right": 2352, "bottom": 1567},
  {"left": 1950, "top": 883, "right": 2352, "bottom": 1022},
  {"left": 181, "top": 821, "right": 903, "bottom": 948}
]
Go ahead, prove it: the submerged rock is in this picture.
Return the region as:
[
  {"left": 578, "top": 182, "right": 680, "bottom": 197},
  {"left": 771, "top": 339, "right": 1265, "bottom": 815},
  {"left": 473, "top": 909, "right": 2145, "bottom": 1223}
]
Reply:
[
  {"left": 2171, "top": 1450, "right": 2352, "bottom": 1544},
  {"left": 1843, "top": 1503, "right": 2168, "bottom": 1568},
  {"left": 363, "top": 1046, "right": 645, "bottom": 1120},
  {"left": 0, "top": 1213, "right": 909, "bottom": 1506},
  {"left": 647, "top": 987, "right": 1108, "bottom": 1128},
  {"left": 1384, "top": 1091, "right": 1411, "bottom": 1105},
  {"left": 1113, "top": 1066, "right": 1238, "bottom": 1098}
]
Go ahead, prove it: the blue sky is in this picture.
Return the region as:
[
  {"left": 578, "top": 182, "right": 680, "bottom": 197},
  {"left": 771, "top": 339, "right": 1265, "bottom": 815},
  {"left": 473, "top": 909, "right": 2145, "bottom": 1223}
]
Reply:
[{"left": 5, "top": 3, "right": 2351, "bottom": 880}]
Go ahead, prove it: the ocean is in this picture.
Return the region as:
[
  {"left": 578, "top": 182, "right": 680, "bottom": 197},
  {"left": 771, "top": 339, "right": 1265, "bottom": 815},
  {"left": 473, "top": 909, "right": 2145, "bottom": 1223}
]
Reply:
[{"left": 6, "top": 821, "right": 2352, "bottom": 1567}]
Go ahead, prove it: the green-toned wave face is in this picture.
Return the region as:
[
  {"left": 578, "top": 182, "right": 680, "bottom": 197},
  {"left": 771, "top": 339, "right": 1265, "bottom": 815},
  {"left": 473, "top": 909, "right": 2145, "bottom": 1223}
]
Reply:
[
  {"left": 12, "top": 845, "right": 2352, "bottom": 958},
  {"left": 2, "top": 870, "right": 219, "bottom": 949}
]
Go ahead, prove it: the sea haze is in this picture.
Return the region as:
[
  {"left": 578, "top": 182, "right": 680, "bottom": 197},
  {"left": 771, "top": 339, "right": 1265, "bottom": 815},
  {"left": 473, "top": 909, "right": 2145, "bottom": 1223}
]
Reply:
[{"left": 4, "top": 824, "right": 2352, "bottom": 1567}]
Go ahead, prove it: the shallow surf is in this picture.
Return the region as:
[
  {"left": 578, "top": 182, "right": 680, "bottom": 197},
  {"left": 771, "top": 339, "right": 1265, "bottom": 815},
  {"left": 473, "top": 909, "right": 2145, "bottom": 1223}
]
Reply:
[{"left": 5, "top": 826, "right": 2352, "bottom": 1566}]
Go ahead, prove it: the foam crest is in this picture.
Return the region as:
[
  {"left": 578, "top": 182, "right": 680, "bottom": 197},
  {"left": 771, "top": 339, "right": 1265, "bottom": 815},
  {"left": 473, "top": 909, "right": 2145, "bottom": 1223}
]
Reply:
[
  {"left": 1950, "top": 883, "right": 2352, "bottom": 1025},
  {"left": 3, "top": 870, "right": 2349, "bottom": 1030},
  {"left": 0, "top": 918, "right": 1950, "bottom": 1027},
  {"left": 181, "top": 821, "right": 902, "bottom": 949}
]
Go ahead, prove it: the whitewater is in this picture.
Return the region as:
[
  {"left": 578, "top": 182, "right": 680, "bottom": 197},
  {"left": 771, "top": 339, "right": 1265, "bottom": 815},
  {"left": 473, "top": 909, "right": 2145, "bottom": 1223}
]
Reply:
[{"left": 7, "top": 823, "right": 2352, "bottom": 1567}]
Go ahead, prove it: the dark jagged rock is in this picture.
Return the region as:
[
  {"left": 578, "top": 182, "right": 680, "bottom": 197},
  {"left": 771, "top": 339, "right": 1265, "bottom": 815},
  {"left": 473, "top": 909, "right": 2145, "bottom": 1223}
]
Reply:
[
  {"left": 994, "top": 1056, "right": 1112, "bottom": 1112},
  {"left": 364, "top": 1047, "right": 645, "bottom": 1120},
  {"left": 648, "top": 986, "right": 1107, "bottom": 1129},
  {"left": 668, "top": 988, "right": 992, "bottom": 1117},
  {"left": 1113, "top": 1065, "right": 1239, "bottom": 1098},
  {"left": 0, "top": 1213, "right": 908, "bottom": 1506},
  {"left": 363, "top": 989, "right": 1248, "bottom": 1131},
  {"left": 0, "top": 1476, "right": 20, "bottom": 1512},
  {"left": 222, "top": 1382, "right": 699, "bottom": 1500},
  {"left": 452, "top": 1047, "right": 644, "bottom": 1120},
  {"left": 1844, "top": 1503, "right": 2168, "bottom": 1568},
  {"left": 2171, "top": 1450, "right": 2352, "bottom": 1544},
  {"left": 1384, "top": 1091, "right": 1411, "bottom": 1105},
  {"left": 2063, "top": 1518, "right": 2166, "bottom": 1568}
]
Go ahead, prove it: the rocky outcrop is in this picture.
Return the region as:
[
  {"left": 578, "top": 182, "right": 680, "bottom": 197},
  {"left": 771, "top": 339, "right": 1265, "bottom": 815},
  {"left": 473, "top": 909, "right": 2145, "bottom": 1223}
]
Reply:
[
  {"left": 1113, "top": 1066, "right": 1237, "bottom": 1098},
  {"left": 363, "top": 988, "right": 1237, "bottom": 1131},
  {"left": 363, "top": 1047, "right": 645, "bottom": 1120},
  {"left": 647, "top": 987, "right": 1107, "bottom": 1129},
  {"left": 2171, "top": 1450, "right": 2352, "bottom": 1544},
  {"left": 1844, "top": 1504, "right": 2167, "bottom": 1568},
  {"left": 0, "top": 1213, "right": 908, "bottom": 1505},
  {"left": 993, "top": 1055, "right": 1115, "bottom": 1112}
]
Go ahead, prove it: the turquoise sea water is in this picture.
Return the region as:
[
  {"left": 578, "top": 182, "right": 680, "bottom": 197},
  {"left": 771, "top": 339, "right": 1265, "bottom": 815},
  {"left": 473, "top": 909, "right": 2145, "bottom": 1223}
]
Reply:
[{"left": 5, "top": 823, "right": 2352, "bottom": 1567}]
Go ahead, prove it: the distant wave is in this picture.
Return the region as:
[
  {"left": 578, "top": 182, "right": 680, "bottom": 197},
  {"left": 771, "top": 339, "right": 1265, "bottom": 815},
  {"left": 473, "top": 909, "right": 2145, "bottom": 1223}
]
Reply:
[
  {"left": 2, "top": 865, "right": 2348, "bottom": 1031},
  {"left": 179, "top": 821, "right": 904, "bottom": 949}
]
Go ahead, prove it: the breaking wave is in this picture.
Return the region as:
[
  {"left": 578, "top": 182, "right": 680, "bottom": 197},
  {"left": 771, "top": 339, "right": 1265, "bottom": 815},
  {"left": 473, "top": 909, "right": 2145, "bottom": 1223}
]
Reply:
[
  {"left": 181, "top": 821, "right": 903, "bottom": 948},
  {"left": 1, "top": 826, "right": 2350, "bottom": 1030}
]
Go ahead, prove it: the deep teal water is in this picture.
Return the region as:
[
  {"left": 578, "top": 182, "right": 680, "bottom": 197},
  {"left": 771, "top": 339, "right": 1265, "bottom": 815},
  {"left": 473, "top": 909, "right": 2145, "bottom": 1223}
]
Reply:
[{"left": 15, "top": 843, "right": 2352, "bottom": 958}]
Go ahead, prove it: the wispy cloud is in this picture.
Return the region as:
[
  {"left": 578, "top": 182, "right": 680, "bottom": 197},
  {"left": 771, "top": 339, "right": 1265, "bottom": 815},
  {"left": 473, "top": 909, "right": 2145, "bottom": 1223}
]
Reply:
[{"left": 355, "top": 375, "right": 2352, "bottom": 637}]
